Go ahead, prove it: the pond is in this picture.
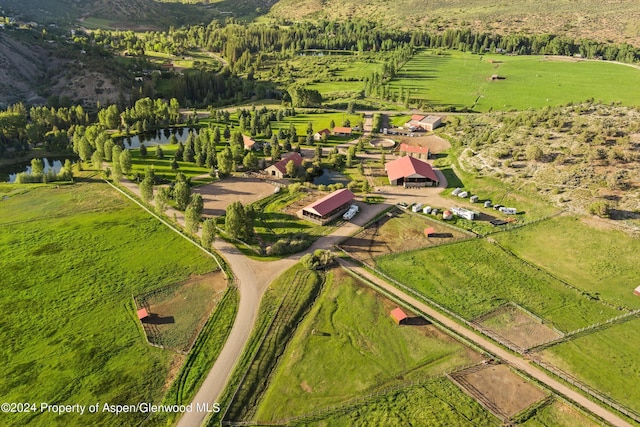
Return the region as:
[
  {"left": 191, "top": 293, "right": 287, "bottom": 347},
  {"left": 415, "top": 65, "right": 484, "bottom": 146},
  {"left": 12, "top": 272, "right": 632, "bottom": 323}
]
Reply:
[
  {"left": 2, "top": 157, "right": 76, "bottom": 183},
  {"left": 313, "top": 168, "right": 350, "bottom": 186},
  {"left": 115, "top": 127, "right": 197, "bottom": 149}
]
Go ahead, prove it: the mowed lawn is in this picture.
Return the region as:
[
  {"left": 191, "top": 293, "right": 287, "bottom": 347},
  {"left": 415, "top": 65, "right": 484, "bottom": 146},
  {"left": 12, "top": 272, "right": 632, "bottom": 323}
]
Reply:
[
  {"left": 0, "top": 182, "right": 218, "bottom": 426},
  {"left": 543, "top": 318, "right": 640, "bottom": 413},
  {"left": 254, "top": 269, "right": 481, "bottom": 422},
  {"left": 494, "top": 216, "right": 640, "bottom": 310},
  {"left": 390, "top": 50, "right": 640, "bottom": 111},
  {"left": 376, "top": 239, "right": 619, "bottom": 332},
  {"left": 269, "top": 112, "right": 363, "bottom": 139}
]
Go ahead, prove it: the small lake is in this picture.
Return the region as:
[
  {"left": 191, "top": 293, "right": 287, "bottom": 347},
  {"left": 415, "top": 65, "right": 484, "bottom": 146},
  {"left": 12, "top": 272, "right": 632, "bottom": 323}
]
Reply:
[
  {"left": 2, "top": 157, "right": 75, "bottom": 183},
  {"left": 313, "top": 168, "right": 350, "bottom": 186},
  {"left": 116, "top": 127, "right": 197, "bottom": 149}
]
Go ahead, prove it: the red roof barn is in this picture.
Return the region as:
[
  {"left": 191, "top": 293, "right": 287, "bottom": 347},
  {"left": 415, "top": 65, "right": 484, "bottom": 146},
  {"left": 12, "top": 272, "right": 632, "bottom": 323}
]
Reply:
[
  {"left": 302, "top": 188, "right": 355, "bottom": 225},
  {"left": 385, "top": 156, "right": 439, "bottom": 188},
  {"left": 333, "top": 126, "right": 352, "bottom": 136},
  {"left": 390, "top": 308, "right": 408, "bottom": 325},
  {"left": 264, "top": 153, "right": 304, "bottom": 179},
  {"left": 399, "top": 143, "right": 430, "bottom": 159}
]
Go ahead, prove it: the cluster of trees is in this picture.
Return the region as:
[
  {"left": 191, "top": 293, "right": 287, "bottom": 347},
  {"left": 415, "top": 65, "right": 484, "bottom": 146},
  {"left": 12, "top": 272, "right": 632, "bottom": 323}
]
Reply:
[
  {"left": 224, "top": 201, "right": 254, "bottom": 242},
  {"left": 13, "top": 158, "right": 74, "bottom": 184}
]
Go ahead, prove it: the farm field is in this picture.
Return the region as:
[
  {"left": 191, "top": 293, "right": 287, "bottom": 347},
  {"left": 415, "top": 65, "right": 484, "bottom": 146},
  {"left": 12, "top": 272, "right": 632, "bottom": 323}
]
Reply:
[
  {"left": 494, "top": 215, "right": 640, "bottom": 310},
  {"left": 390, "top": 50, "right": 640, "bottom": 112},
  {"left": 0, "top": 182, "right": 219, "bottom": 426},
  {"left": 253, "top": 269, "right": 483, "bottom": 422},
  {"left": 519, "top": 399, "right": 600, "bottom": 427},
  {"left": 375, "top": 239, "right": 620, "bottom": 332},
  {"left": 340, "top": 209, "right": 471, "bottom": 266},
  {"left": 541, "top": 317, "right": 640, "bottom": 414},
  {"left": 269, "top": 112, "right": 364, "bottom": 141}
]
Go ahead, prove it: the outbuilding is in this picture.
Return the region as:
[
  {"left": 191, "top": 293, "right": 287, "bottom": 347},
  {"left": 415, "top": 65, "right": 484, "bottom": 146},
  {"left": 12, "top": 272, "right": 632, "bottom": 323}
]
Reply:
[
  {"left": 301, "top": 188, "right": 356, "bottom": 225},
  {"left": 634, "top": 286, "right": 640, "bottom": 297},
  {"left": 137, "top": 308, "right": 149, "bottom": 321},
  {"left": 390, "top": 308, "right": 408, "bottom": 325},
  {"left": 313, "top": 128, "right": 331, "bottom": 141},
  {"left": 385, "top": 156, "right": 440, "bottom": 187},
  {"left": 333, "top": 126, "right": 352, "bottom": 136},
  {"left": 399, "top": 143, "right": 430, "bottom": 160},
  {"left": 263, "top": 153, "right": 304, "bottom": 179}
]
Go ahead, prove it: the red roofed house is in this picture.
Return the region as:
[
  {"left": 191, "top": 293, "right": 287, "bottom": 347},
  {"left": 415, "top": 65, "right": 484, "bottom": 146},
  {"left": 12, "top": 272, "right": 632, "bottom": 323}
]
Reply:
[
  {"left": 313, "top": 128, "right": 331, "bottom": 141},
  {"left": 405, "top": 115, "right": 442, "bottom": 131},
  {"left": 243, "top": 134, "right": 257, "bottom": 151},
  {"left": 635, "top": 285, "right": 640, "bottom": 297},
  {"left": 137, "top": 308, "right": 149, "bottom": 321},
  {"left": 399, "top": 143, "right": 430, "bottom": 160},
  {"left": 390, "top": 307, "right": 408, "bottom": 325},
  {"left": 333, "top": 126, "right": 352, "bottom": 136},
  {"left": 301, "top": 188, "right": 355, "bottom": 225},
  {"left": 264, "top": 153, "right": 304, "bottom": 179},
  {"left": 385, "top": 155, "right": 440, "bottom": 188}
]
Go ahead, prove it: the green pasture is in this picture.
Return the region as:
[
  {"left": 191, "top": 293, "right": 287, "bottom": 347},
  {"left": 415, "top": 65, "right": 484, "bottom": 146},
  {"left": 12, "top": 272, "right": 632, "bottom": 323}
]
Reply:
[
  {"left": 390, "top": 50, "right": 640, "bottom": 112},
  {"left": 494, "top": 216, "right": 640, "bottom": 310},
  {"left": 543, "top": 318, "right": 640, "bottom": 413},
  {"left": 129, "top": 144, "right": 214, "bottom": 183},
  {"left": 300, "top": 377, "right": 498, "bottom": 427},
  {"left": 254, "top": 269, "right": 480, "bottom": 422},
  {"left": 520, "top": 399, "right": 600, "bottom": 427},
  {"left": 0, "top": 182, "right": 218, "bottom": 426},
  {"left": 376, "top": 239, "right": 619, "bottom": 332},
  {"left": 269, "top": 112, "right": 363, "bottom": 140}
]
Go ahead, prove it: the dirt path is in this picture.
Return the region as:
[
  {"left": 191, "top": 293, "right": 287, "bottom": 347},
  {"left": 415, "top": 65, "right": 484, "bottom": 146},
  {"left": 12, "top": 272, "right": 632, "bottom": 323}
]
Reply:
[{"left": 338, "top": 258, "right": 633, "bottom": 427}]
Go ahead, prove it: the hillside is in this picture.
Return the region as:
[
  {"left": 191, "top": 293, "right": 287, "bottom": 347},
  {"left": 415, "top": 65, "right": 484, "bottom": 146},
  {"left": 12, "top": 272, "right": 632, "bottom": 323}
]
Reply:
[{"left": 269, "top": 0, "right": 640, "bottom": 46}]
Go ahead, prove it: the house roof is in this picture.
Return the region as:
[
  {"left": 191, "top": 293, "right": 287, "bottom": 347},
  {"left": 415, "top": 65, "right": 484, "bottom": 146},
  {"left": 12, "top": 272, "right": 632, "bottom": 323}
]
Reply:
[
  {"left": 333, "top": 126, "right": 352, "bottom": 134},
  {"left": 137, "top": 308, "right": 149, "bottom": 320},
  {"left": 385, "top": 155, "right": 439, "bottom": 182},
  {"left": 400, "top": 143, "right": 430, "bottom": 154},
  {"left": 315, "top": 128, "right": 330, "bottom": 136},
  {"left": 303, "top": 188, "right": 355, "bottom": 217},
  {"left": 242, "top": 134, "right": 256, "bottom": 149},
  {"left": 268, "top": 153, "right": 304, "bottom": 174},
  {"left": 411, "top": 114, "right": 426, "bottom": 121},
  {"left": 635, "top": 285, "right": 640, "bottom": 296},
  {"left": 419, "top": 115, "right": 441, "bottom": 125},
  {"left": 390, "top": 307, "right": 408, "bottom": 323}
]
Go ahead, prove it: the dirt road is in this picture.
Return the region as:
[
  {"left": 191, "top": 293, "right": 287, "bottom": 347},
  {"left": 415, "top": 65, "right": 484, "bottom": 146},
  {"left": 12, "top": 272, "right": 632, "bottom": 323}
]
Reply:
[{"left": 338, "top": 258, "right": 633, "bottom": 427}]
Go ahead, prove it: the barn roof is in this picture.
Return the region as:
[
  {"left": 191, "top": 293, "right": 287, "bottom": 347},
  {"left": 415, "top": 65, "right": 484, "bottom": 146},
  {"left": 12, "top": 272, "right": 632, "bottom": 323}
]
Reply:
[
  {"left": 242, "top": 134, "right": 256, "bottom": 150},
  {"left": 419, "top": 115, "right": 441, "bottom": 125},
  {"left": 399, "top": 143, "right": 430, "bottom": 154},
  {"left": 315, "top": 128, "right": 330, "bottom": 136},
  {"left": 385, "top": 155, "right": 439, "bottom": 182},
  {"left": 303, "top": 188, "right": 355, "bottom": 217},
  {"left": 333, "top": 126, "right": 352, "bottom": 134},
  {"left": 390, "top": 307, "right": 408, "bottom": 323},
  {"left": 411, "top": 114, "right": 426, "bottom": 121},
  {"left": 137, "top": 308, "right": 149, "bottom": 320},
  {"left": 268, "top": 153, "right": 304, "bottom": 174}
]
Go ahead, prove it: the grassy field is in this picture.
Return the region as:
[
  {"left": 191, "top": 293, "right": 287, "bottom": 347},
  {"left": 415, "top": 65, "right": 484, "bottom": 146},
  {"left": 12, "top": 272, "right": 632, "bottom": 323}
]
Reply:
[
  {"left": 542, "top": 318, "right": 640, "bottom": 414},
  {"left": 0, "top": 182, "right": 218, "bottom": 426},
  {"left": 519, "top": 399, "right": 600, "bottom": 427},
  {"left": 376, "top": 239, "right": 620, "bottom": 332},
  {"left": 494, "top": 216, "right": 640, "bottom": 310},
  {"left": 129, "top": 144, "right": 214, "bottom": 183},
  {"left": 269, "top": 112, "right": 364, "bottom": 142},
  {"left": 390, "top": 50, "right": 640, "bottom": 112},
  {"left": 254, "top": 269, "right": 482, "bottom": 422}
]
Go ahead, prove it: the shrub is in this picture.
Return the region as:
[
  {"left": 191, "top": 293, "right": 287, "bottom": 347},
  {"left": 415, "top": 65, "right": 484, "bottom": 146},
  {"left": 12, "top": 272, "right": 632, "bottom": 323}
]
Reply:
[
  {"left": 266, "top": 233, "right": 312, "bottom": 256},
  {"left": 588, "top": 201, "right": 611, "bottom": 218}
]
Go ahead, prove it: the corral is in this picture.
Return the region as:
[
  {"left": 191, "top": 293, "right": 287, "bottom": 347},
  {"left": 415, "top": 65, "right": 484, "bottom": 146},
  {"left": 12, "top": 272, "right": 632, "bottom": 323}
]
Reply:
[
  {"left": 474, "top": 303, "right": 563, "bottom": 350},
  {"left": 449, "top": 364, "right": 548, "bottom": 420},
  {"left": 339, "top": 208, "right": 470, "bottom": 266},
  {"left": 193, "top": 176, "right": 277, "bottom": 217},
  {"left": 136, "top": 271, "right": 227, "bottom": 351}
]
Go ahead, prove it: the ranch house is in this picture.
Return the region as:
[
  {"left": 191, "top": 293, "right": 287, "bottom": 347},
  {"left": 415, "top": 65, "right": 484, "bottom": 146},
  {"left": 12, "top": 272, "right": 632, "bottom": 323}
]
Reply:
[
  {"left": 301, "top": 188, "right": 355, "bottom": 225},
  {"left": 263, "top": 153, "right": 304, "bottom": 179},
  {"left": 332, "top": 126, "right": 352, "bottom": 136},
  {"left": 399, "top": 143, "right": 430, "bottom": 159},
  {"left": 313, "top": 128, "right": 331, "bottom": 141},
  {"left": 385, "top": 155, "right": 440, "bottom": 187},
  {"left": 405, "top": 114, "right": 442, "bottom": 131}
]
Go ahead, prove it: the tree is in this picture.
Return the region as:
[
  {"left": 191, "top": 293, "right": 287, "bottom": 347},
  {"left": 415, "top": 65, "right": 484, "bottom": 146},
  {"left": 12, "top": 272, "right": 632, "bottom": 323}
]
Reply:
[
  {"left": 112, "top": 145, "right": 123, "bottom": 180},
  {"left": 225, "top": 201, "right": 248, "bottom": 240},
  {"left": 288, "top": 84, "right": 322, "bottom": 107},
  {"left": 174, "top": 142, "right": 185, "bottom": 161},
  {"left": 155, "top": 187, "right": 170, "bottom": 214},
  {"left": 139, "top": 143, "right": 147, "bottom": 157},
  {"left": 217, "top": 148, "right": 234, "bottom": 176},
  {"left": 243, "top": 152, "right": 258, "bottom": 171},
  {"left": 120, "top": 149, "right": 133, "bottom": 174},
  {"left": 173, "top": 181, "right": 191, "bottom": 211},
  {"left": 329, "top": 119, "right": 335, "bottom": 129},
  {"left": 201, "top": 218, "right": 216, "bottom": 249},
  {"left": 185, "top": 193, "right": 204, "bottom": 233},
  {"left": 156, "top": 145, "right": 164, "bottom": 159},
  {"left": 285, "top": 159, "right": 296, "bottom": 177},
  {"left": 140, "top": 177, "right": 154, "bottom": 203},
  {"left": 31, "top": 158, "right": 44, "bottom": 175},
  {"left": 91, "top": 150, "right": 103, "bottom": 170}
]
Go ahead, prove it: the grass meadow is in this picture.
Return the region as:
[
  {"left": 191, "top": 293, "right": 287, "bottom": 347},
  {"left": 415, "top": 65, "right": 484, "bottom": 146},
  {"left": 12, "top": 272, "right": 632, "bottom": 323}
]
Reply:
[
  {"left": 269, "top": 112, "right": 363, "bottom": 141},
  {"left": 390, "top": 50, "right": 640, "bottom": 111},
  {"left": 0, "top": 182, "right": 218, "bottom": 426},
  {"left": 254, "top": 269, "right": 481, "bottom": 422},
  {"left": 129, "top": 144, "right": 213, "bottom": 183},
  {"left": 376, "top": 239, "right": 619, "bottom": 332},
  {"left": 494, "top": 216, "right": 640, "bottom": 310},
  {"left": 542, "top": 318, "right": 640, "bottom": 414}
]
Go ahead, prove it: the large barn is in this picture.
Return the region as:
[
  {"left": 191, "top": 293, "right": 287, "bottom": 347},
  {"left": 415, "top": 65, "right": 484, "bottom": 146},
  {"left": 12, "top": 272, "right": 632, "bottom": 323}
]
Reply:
[
  {"left": 263, "top": 153, "right": 304, "bottom": 179},
  {"left": 385, "top": 155, "right": 439, "bottom": 187},
  {"left": 405, "top": 114, "right": 442, "bottom": 131},
  {"left": 301, "top": 188, "right": 355, "bottom": 225}
]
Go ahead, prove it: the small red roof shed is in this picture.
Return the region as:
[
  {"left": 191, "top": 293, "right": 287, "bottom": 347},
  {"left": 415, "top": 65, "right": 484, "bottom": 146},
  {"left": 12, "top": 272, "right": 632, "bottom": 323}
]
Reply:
[
  {"left": 390, "top": 307, "right": 408, "bottom": 325},
  {"left": 634, "top": 286, "right": 640, "bottom": 297},
  {"left": 137, "top": 308, "right": 149, "bottom": 320},
  {"left": 424, "top": 227, "right": 435, "bottom": 237}
]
